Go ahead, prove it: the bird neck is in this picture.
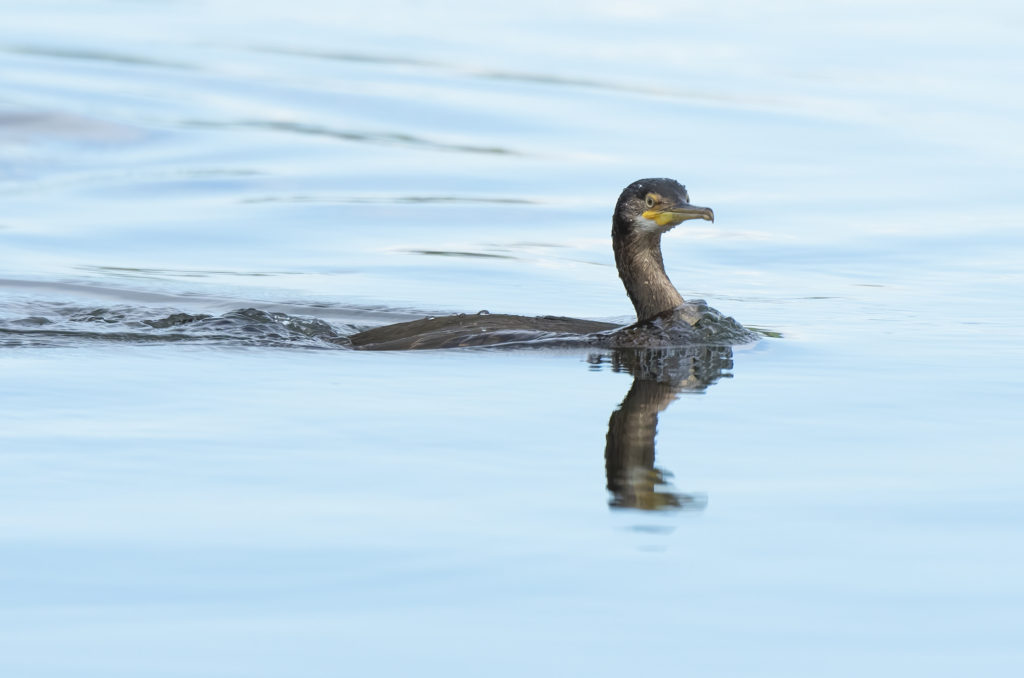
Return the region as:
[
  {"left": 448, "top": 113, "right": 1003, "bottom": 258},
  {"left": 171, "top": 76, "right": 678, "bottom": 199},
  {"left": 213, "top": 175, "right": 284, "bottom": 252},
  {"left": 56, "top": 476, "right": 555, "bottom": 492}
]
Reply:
[{"left": 613, "top": 231, "right": 685, "bottom": 322}]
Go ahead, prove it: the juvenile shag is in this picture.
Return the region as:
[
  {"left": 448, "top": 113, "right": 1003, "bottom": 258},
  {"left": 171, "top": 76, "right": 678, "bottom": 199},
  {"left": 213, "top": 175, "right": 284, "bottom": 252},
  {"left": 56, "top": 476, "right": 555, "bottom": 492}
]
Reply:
[{"left": 349, "top": 178, "right": 756, "bottom": 349}]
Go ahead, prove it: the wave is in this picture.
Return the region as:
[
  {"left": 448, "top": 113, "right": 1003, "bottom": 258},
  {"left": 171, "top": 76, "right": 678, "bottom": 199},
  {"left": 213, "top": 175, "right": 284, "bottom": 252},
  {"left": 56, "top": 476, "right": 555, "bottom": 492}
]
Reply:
[{"left": 0, "top": 304, "right": 352, "bottom": 349}]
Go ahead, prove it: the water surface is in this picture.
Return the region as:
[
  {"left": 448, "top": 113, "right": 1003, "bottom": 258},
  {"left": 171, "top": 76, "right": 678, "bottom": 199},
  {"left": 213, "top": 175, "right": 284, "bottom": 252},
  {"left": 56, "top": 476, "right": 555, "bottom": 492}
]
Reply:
[{"left": 2, "top": 1, "right": 1023, "bottom": 676}]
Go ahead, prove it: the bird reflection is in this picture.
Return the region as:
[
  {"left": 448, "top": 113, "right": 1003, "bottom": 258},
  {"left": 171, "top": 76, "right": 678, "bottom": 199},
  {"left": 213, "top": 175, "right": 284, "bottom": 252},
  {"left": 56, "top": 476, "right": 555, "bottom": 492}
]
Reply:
[{"left": 591, "top": 345, "right": 736, "bottom": 511}]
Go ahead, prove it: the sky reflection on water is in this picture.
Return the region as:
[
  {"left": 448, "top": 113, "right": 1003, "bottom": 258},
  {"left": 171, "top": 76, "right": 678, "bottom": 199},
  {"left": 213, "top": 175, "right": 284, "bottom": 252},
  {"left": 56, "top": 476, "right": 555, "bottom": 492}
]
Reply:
[{"left": 1, "top": 0, "right": 1023, "bottom": 676}]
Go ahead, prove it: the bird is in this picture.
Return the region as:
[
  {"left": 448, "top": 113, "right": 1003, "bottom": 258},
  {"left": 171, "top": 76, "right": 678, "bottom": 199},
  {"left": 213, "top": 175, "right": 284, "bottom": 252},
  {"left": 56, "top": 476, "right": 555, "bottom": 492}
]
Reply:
[{"left": 348, "top": 178, "right": 756, "bottom": 350}]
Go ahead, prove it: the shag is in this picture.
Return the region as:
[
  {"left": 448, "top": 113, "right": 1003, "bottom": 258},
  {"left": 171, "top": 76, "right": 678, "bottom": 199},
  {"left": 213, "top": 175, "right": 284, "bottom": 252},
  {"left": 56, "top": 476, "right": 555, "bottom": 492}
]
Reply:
[{"left": 349, "top": 178, "right": 755, "bottom": 350}]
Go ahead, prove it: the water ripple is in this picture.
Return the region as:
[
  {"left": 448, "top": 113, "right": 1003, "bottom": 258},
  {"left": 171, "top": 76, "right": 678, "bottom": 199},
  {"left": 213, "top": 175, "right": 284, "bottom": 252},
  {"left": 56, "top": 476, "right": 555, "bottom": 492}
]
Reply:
[
  {"left": 0, "top": 304, "right": 351, "bottom": 349},
  {"left": 242, "top": 195, "right": 537, "bottom": 205},
  {"left": 186, "top": 119, "right": 521, "bottom": 156},
  {"left": 3, "top": 44, "right": 192, "bottom": 70},
  {"left": 252, "top": 45, "right": 773, "bottom": 109}
]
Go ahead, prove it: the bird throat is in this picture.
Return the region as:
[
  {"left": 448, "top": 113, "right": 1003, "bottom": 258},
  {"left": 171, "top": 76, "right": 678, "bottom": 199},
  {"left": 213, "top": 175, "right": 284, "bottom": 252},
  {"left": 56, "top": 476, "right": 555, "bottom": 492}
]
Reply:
[{"left": 614, "top": 231, "right": 685, "bottom": 323}]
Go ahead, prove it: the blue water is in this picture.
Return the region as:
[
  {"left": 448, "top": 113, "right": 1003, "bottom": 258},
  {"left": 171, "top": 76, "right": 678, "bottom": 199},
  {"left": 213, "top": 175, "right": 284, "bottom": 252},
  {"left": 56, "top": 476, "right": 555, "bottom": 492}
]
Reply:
[{"left": 2, "top": 1, "right": 1023, "bottom": 675}]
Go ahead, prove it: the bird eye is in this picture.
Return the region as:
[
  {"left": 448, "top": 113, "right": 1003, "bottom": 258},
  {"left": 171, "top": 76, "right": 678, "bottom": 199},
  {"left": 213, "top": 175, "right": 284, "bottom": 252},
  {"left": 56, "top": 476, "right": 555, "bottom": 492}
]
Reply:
[{"left": 645, "top": 195, "right": 655, "bottom": 208}]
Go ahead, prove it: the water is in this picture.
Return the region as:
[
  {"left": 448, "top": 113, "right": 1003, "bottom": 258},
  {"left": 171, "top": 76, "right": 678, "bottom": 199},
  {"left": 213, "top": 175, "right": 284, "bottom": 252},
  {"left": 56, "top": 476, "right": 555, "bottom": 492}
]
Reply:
[{"left": 2, "top": 1, "right": 1023, "bottom": 675}]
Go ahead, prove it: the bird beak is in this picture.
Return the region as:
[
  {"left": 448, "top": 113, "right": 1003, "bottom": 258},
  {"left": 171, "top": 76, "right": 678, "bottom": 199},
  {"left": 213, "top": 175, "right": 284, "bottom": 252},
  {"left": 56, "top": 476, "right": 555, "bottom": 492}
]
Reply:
[{"left": 642, "top": 202, "right": 715, "bottom": 227}]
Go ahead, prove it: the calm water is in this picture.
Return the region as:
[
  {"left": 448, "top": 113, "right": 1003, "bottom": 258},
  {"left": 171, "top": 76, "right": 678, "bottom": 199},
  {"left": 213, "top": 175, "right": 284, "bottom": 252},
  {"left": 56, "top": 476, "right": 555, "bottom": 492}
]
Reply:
[{"left": 2, "top": 1, "right": 1023, "bottom": 675}]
